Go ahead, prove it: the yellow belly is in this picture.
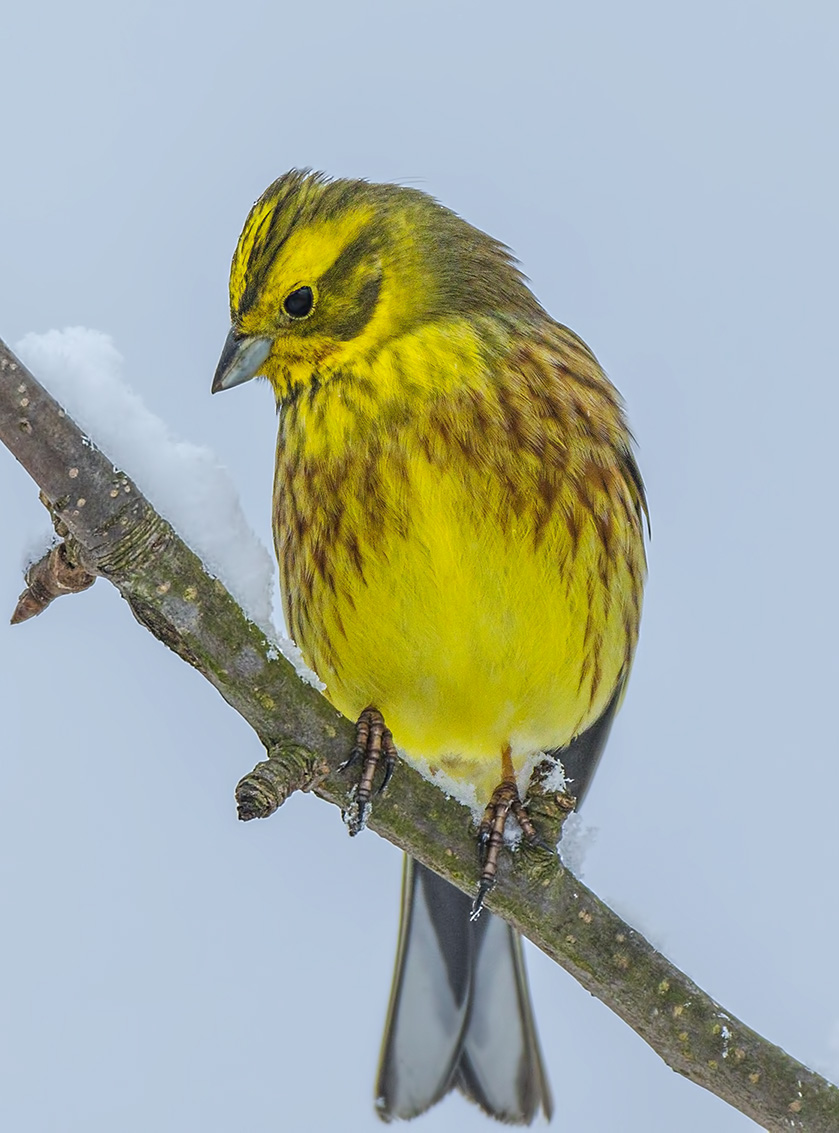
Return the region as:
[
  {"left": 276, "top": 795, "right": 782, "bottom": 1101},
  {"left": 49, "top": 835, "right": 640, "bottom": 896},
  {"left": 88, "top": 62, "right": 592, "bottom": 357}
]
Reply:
[{"left": 279, "top": 452, "right": 640, "bottom": 804}]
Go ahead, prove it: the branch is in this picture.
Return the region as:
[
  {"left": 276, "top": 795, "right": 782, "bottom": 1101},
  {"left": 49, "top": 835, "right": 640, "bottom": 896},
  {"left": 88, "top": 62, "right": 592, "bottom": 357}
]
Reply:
[{"left": 2, "top": 336, "right": 836, "bottom": 1132}]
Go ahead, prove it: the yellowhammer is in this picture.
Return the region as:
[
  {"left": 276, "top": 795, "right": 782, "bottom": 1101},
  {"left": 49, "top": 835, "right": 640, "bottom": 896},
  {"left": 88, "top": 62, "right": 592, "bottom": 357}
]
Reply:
[{"left": 212, "top": 170, "right": 647, "bottom": 1125}]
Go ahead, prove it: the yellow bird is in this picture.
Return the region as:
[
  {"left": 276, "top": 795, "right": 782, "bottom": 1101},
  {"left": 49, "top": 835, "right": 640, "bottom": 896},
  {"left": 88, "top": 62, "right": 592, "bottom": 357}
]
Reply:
[{"left": 213, "top": 170, "right": 647, "bottom": 1124}]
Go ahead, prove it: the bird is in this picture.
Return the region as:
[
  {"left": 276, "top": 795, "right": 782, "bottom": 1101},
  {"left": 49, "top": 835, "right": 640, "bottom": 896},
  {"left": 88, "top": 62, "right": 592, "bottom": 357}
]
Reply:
[{"left": 212, "top": 170, "right": 647, "bottom": 1124}]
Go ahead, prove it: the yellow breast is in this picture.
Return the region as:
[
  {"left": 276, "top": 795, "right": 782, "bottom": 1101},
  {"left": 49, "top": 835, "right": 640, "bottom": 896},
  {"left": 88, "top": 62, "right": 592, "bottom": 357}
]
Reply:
[{"left": 273, "top": 322, "right": 646, "bottom": 803}]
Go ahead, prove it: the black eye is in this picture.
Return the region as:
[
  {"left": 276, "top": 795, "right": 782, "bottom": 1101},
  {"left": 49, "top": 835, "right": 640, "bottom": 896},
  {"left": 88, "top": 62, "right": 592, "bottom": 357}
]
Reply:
[{"left": 283, "top": 286, "right": 314, "bottom": 319}]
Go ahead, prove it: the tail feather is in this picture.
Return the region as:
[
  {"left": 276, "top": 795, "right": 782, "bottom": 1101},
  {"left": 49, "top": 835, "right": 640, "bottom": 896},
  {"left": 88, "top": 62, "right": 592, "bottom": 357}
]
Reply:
[
  {"left": 376, "top": 859, "right": 552, "bottom": 1124},
  {"left": 456, "top": 913, "right": 553, "bottom": 1123}
]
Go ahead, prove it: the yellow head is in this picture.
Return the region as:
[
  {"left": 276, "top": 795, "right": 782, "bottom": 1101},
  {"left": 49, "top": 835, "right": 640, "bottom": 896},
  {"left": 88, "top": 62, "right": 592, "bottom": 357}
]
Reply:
[{"left": 212, "top": 170, "right": 543, "bottom": 401}]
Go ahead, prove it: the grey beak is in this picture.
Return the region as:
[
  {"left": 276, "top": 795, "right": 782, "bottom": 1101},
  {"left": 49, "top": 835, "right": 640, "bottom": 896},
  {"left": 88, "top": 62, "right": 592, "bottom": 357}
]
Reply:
[{"left": 212, "top": 329, "right": 273, "bottom": 393}]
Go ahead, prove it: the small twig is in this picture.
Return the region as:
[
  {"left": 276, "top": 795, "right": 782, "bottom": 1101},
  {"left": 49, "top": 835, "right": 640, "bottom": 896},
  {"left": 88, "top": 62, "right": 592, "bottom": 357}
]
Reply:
[
  {"left": 11, "top": 540, "right": 96, "bottom": 624},
  {"left": 236, "top": 744, "right": 331, "bottom": 820}
]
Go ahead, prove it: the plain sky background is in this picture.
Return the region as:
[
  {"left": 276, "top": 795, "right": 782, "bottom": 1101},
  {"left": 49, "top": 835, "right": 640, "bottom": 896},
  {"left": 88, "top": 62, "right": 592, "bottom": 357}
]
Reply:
[{"left": 2, "top": 1, "right": 838, "bottom": 1130}]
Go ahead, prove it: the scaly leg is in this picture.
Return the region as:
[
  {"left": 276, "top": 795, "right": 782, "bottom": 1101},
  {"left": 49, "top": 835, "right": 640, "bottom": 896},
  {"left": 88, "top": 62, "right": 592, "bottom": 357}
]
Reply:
[
  {"left": 472, "top": 745, "right": 544, "bottom": 920},
  {"left": 341, "top": 706, "right": 398, "bottom": 835}
]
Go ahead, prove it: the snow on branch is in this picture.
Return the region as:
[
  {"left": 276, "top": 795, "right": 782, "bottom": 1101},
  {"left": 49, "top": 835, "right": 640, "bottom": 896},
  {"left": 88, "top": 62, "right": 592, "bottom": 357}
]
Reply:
[{"left": 1, "top": 335, "right": 837, "bottom": 1132}]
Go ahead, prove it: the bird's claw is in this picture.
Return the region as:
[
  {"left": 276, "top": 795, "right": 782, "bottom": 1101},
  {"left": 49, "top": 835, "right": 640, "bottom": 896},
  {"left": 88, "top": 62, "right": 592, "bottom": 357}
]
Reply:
[
  {"left": 341, "top": 707, "right": 397, "bottom": 835},
  {"left": 472, "top": 780, "right": 549, "bottom": 917}
]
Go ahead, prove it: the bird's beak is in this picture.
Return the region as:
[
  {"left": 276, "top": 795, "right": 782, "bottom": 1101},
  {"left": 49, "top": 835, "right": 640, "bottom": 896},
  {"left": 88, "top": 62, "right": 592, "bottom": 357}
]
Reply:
[{"left": 211, "top": 329, "right": 273, "bottom": 393}]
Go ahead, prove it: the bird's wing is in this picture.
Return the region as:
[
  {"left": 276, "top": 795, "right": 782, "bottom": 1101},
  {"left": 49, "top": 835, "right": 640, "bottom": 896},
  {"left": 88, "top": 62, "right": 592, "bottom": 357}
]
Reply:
[{"left": 549, "top": 677, "right": 625, "bottom": 806}]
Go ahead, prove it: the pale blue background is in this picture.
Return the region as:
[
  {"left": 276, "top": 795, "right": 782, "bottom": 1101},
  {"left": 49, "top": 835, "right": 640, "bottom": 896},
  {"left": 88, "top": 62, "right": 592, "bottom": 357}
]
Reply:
[{"left": 2, "top": 2, "right": 838, "bottom": 1130}]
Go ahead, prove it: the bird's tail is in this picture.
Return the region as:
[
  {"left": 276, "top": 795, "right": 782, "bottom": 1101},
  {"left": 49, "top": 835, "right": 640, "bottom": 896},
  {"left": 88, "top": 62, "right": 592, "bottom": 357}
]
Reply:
[{"left": 375, "top": 857, "right": 553, "bottom": 1124}]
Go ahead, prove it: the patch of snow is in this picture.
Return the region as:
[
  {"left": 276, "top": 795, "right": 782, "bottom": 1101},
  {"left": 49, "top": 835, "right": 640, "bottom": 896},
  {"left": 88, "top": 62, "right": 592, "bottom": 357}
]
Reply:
[
  {"left": 402, "top": 755, "right": 484, "bottom": 823},
  {"left": 19, "top": 526, "right": 58, "bottom": 572},
  {"left": 15, "top": 327, "right": 321, "bottom": 687},
  {"left": 537, "top": 752, "right": 568, "bottom": 794},
  {"left": 558, "top": 812, "right": 598, "bottom": 877}
]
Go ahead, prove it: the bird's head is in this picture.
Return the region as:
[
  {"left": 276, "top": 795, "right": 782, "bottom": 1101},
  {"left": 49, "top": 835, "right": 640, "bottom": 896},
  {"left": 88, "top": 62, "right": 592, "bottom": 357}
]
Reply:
[{"left": 212, "top": 170, "right": 541, "bottom": 402}]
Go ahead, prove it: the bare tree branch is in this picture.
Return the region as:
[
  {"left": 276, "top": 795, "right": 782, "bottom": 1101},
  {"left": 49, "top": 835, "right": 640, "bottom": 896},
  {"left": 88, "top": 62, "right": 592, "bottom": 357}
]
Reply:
[{"left": 2, "top": 336, "right": 836, "bottom": 1132}]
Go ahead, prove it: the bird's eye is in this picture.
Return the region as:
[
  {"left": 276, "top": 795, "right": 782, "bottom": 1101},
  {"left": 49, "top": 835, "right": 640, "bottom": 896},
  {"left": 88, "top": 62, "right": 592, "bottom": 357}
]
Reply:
[{"left": 283, "top": 286, "right": 314, "bottom": 319}]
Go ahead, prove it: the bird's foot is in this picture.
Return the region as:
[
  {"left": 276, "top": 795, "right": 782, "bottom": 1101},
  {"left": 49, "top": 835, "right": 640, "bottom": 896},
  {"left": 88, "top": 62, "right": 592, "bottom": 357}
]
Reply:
[
  {"left": 471, "top": 780, "right": 547, "bottom": 920},
  {"left": 341, "top": 706, "right": 397, "bottom": 836}
]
